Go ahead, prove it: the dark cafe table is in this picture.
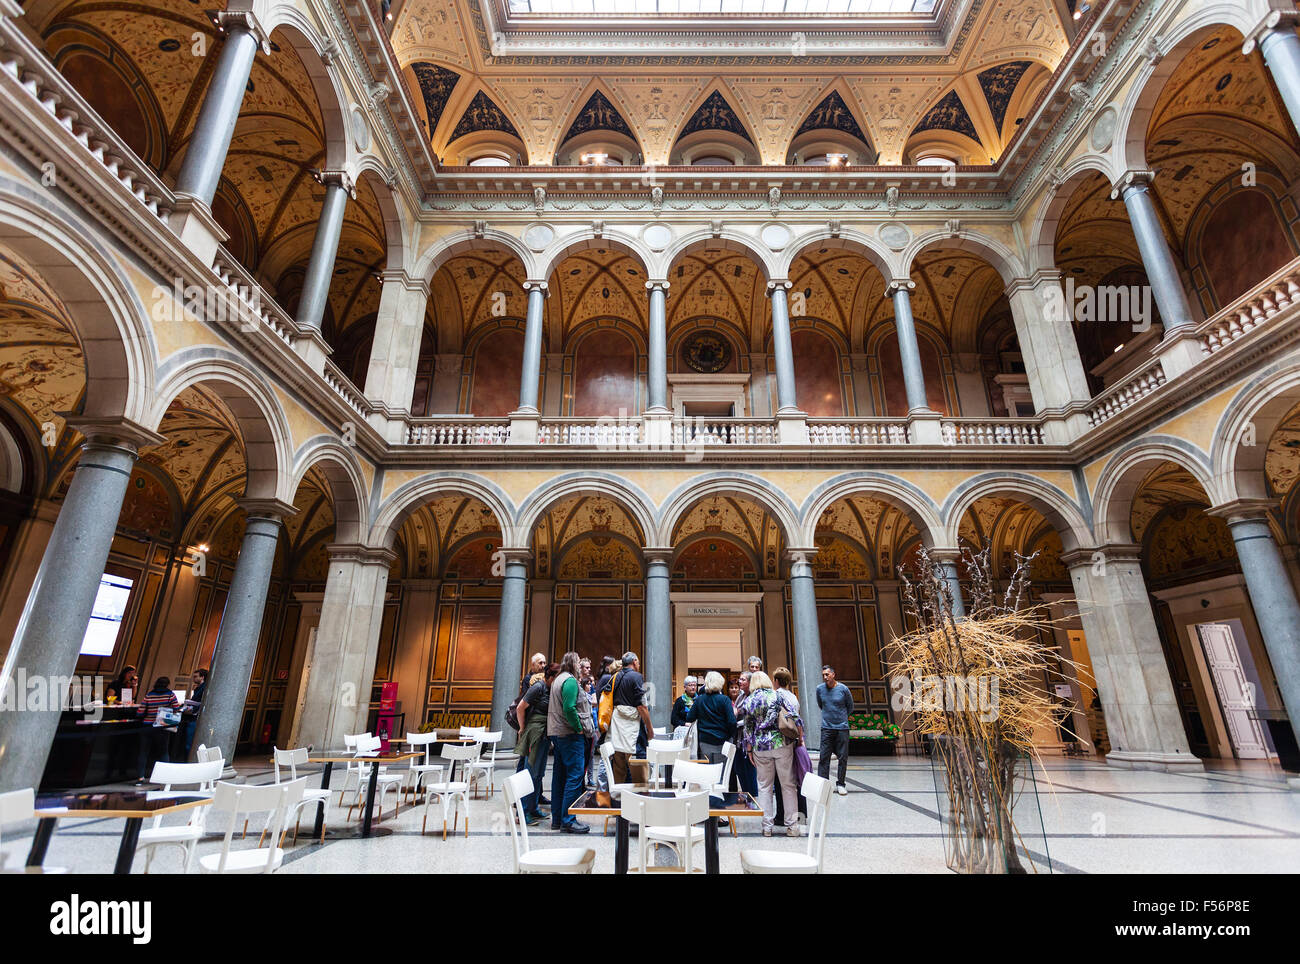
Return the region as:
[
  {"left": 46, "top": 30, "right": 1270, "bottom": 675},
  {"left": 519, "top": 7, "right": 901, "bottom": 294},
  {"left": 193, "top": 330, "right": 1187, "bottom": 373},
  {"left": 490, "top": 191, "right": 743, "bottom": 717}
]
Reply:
[
  {"left": 568, "top": 786, "right": 762, "bottom": 874},
  {"left": 301, "top": 750, "right": 420, "bottom": 840},
  {"left": 27, "top": 791, "right": 212, "bottom": 874}
]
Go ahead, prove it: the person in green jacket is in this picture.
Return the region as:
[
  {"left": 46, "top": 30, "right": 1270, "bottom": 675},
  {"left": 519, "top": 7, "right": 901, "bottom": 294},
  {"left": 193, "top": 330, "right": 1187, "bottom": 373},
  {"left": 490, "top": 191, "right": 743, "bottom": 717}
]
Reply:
[{"left": 547, "top": 651, "right": 591, "bottom": 833}]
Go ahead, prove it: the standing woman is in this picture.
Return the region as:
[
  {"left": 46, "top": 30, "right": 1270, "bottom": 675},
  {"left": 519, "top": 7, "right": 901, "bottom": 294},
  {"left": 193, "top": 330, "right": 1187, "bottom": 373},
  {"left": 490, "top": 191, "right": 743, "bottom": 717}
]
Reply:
[
  {"left": 686, "top": 671, "right": 736, "bottom": 765},
  {"left": 578, "top": 658, "right": 596, "bottom": 788},
  {"left": 731, "top": 672, "right": 758, "bottom": 794},
  {"left": 772, "top": 666, "right": 808, "bottom": 824},
  {"left": 137, "top": 676, "right": 180, "bottom": 784},
  {"left": 740, "top": 671, "right": 803, "bottom": 837}
]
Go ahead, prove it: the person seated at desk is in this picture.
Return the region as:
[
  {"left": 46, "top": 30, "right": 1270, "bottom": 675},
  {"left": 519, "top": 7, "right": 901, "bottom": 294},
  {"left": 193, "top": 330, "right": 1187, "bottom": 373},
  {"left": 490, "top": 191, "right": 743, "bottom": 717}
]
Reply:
[
  {"left": 105, "top": 665, "right": 139, "bottom": 705},
  {"left": 136, "top": 676, "right": 180, "bottom": 785}
]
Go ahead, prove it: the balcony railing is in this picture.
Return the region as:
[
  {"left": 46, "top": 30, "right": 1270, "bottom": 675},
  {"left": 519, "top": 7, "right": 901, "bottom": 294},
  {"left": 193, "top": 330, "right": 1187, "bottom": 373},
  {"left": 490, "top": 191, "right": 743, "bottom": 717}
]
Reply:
[
  {"left": 940, "top": 419, "right": 1046, "bottom": 445},
  {"left": 539, "top": 418, "right": 644, "bottom": 446},
  {"left": 407, "top": 419, "right": 511, "bottom": 445},
  {"left": 673, "top": 418, "right": 777, "bottom": 445},
  {"left": 1085, "top": 358, "right": 1168, "bottom": 428},
  {"left": 1199, "top": 259, "right": 1300, "bottom": 357},
  {"left": 808, "top": 419, "right": 910, "bottom": 445}
]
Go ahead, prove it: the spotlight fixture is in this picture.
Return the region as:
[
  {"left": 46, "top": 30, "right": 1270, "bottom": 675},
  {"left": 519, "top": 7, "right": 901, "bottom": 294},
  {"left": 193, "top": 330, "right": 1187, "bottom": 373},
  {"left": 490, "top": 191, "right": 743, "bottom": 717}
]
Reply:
[
  {"left": 581, "top": 152, "right": 609, "bottom": 166},
  {"left": 827, "top": 153, "right": 848, "bottom": 166},
  {"left": 1073, "top": 1, "right": 1090, "bottom": 20}
]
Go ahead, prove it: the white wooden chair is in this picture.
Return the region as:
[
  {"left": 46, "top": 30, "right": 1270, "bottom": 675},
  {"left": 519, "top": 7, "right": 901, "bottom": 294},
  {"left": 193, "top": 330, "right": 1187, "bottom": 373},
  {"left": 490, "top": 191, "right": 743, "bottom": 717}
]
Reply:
[
  {"left": 266, "top": 747, "right": 330, "bottom": 845},
  {"left": 136, "top": 759, "right": 222, "bottom": 872},
  {"left": 620, "top": 789, "right": 711, "bottom": 873},
  {"left": 420, "top": 743, "right": 480, "bottom": 839},
  {"left": 503, "top": 771, "right": 595, "bottom": 873},
  {"left": 403, "top": 731, "right": 445, "bottom": 801},
  {"left": 464, "top": 731, "right": 502, "bottom": 799},
  {"left": 199, "top": 779, "right": 306, "bottom": 874},
  {"left": 0, "top": 788, "right": 64, "bottom": 874},
  {"left": 645, "top": 739, "right": 690, "bottom": 789},
  {"left": 644, "top": 760, "right": 724, "bottom": 867},
  {"left": 717, "top": 741, "right": 740, "bottom": 837},
  {"left": 345, "top": 734, "right": 404, "bottom": 823},
  {"left": 741, "top": 772, "right": 834, "bottom": 874}
]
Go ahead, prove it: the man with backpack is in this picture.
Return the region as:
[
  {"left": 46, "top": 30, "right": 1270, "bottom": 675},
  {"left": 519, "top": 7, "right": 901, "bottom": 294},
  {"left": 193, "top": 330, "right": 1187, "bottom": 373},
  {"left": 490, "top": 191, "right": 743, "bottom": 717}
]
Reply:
[{"left": 608, "top": 651, "right": 653, "bottom": 785}]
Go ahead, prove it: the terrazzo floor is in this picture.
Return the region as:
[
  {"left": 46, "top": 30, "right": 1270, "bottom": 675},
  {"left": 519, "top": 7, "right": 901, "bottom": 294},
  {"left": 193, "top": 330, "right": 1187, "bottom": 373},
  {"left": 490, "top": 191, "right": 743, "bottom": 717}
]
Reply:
[{"left": 4, "top": 755, "right": 1298, "bottom": 874}]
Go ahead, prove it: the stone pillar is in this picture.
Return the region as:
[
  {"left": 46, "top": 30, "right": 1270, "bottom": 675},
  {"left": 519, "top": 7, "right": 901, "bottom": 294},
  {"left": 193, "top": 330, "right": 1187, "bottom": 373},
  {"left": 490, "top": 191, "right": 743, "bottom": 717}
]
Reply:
[
  {"left": 929, "top": 548, "right": 966, "bottom": 619},
  {"left": 0, "top": 422, "right": 159, "bottom": 794},
  {"left": 788, "top": 549, "right": 824, "bottom": 739},
  {"left": 0, "top": 499, "right": 59, "bottom": 663},
  {"left": 1113, "top": 172, "right": 1195, "bottom": 332},
  {"left": 168, "top": 12, "right": 265, "bottom": 264},
  {"left": 192, "top": 503, "right": 290, "bottom": 757},
  {"left": 887, "top": 279, "right": 930, "bottom": 414},
  {"left": 644, "top": 549, "right": 674, "bottom": 728},
  {"left": 645, "top": 281, "right": 670, "bottom": 411},
  {"left": 295, "top": 171, "right": 354, "bottom": 334},
  {"left": 1005, "top": 272, "right": 1093, "bottom": 440},
  {"left": 766, "top": 280, "right": 798, "bottom": 413},
  {"left": 293, "top": 545, "right": 395, "bottom": 750},
  {"left": 1208, "top": 500, "right": 1300, "bottom": 759},
  {"left": 509, "top": 281, "right": 548, "bottom": 443},
  {"left": 1063, "top": 546, "right": 1201, "bottom": 771},
  {"left": 1247, "top": 17, "right": 1300, "bottom": 137},
  {"left": 490, "top": 550, "right": 530, "bottom": 749},
  {"left": 364, "top": 269, "right": 431, "bottom": 414}
]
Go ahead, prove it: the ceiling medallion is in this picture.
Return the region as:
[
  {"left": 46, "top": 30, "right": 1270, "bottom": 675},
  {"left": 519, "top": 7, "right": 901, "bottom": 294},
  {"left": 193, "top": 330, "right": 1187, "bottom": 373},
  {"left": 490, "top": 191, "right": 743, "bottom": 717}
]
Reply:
[{"left": 682, "top": 331, "right": 732, "bottom": 374}]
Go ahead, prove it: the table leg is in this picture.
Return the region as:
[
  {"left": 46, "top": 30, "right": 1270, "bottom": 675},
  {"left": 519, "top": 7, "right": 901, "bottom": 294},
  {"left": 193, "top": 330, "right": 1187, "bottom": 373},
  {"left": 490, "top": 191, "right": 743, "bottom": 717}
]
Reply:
[
  {"left": 26, "top": 817, "right": 57, "bottom": 868},
  {"left": 615, "top": 815, "right": 629, "bottom": 874},
  {"left": 313, "top": 761, "right": 333, "bottom": 842},
  {"left": 114, "top": 818, "right": 143, "bottom": 875},
  {"left": 361, "top": 761, "right": 380, "bottom": 838},
  {"left": 705, "top": 817, "right": 720, "bottom": 874}
]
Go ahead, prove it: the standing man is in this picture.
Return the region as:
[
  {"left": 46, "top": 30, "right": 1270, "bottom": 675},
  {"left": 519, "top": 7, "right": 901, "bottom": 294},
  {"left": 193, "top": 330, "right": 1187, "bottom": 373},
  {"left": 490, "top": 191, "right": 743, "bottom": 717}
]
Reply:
[
  {"left": 816, "top": 664, "right": 854, "bottom": 796},
  {"left": 521, "top": 652, "right": 546, "bottom": 697},
  {"left": 609, "top": 651, "right": 654, "bottom": 785},
  {"left": 547, "top": 651, "right": 590, "bottom": 834}
]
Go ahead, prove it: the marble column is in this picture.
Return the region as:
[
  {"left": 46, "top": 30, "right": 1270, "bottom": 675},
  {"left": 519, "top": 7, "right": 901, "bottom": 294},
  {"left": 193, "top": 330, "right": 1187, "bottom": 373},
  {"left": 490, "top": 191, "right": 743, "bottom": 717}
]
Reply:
[
  {"left": 1113, "top": 172, "right": 1195, "bottom": 334},
  {"left": 1249, "top": 19, "right": 1300, "bottom": 137},
  {"left": 644, "top": 549, "right": 674, "bottom": 728},
  {"left": 517, "top": 282, "right": 548, "bottom": 413},
  {"left": 1005, "top": 272, "right": 1093, "bottom": 417},
  {"left": 293, "top": 545, "right": 395, "bottom": 750},
  {"left": 929, "top": 548, "right": 966, "bottom": 619},
  {"left": 172, "top": 13, "right": 263, "bottom": 206},
  {"left": 887, "top": 279, "right": 930, "bottom": 414},
  {"left": 364, "top": 270, "right": 431, "bottom": 414},
  {"left": 766, "top": 281, "right": 799, "bottom": 413},
  {"left": 645, "top": 281, "right": 670, "bottom": 412},
  {"left": 0, "top": 424, "right": 157, "bottom": 794},
  {"left": 1063, "top": 546, "right": 1201, "bottom": 771},
  {"left": 1209, "top": 501, "right": 1300, "bottom": 755},
  {"left": 295, "top": 171, "right": 354, "bottom": 334},
  {"left": 788, "top": 549, "right": 824, "bottom": 739},
  {"left": 490, "top": 550, "right": 530, "bottom": 749},
  {"left": 192, "top": 503, "right": 289, "bottom": 757}
]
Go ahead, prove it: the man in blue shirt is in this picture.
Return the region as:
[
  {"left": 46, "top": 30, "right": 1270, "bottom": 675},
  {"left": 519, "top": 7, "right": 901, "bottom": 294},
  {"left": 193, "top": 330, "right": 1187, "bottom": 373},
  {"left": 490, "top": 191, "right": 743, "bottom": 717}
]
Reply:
[{"left": 815, "top": 665, "right": 854, "bottom": 795}]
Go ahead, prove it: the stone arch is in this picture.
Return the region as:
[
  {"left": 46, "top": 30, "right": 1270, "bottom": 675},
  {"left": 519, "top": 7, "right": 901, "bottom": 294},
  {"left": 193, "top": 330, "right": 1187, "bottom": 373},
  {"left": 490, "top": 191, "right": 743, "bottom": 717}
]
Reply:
[
  {"left": 413, "top": 228, "right": 536, "bottom": 285},
  {"left": 538, "top": 229, "right": 654, "bottom": 282},
  {"left": 353, "top": 159, "right": 409, "bottom": 272},
  {"left": 370, "top": 472, "right": 516, "bottom": 548},
  {"left": 779, "top": 228, "right": 897, "bottom": 291},
  {"left": 289, "top": 435, "right": 370, "bottom": 544},
  {"left": 656, "top": 472, "right": 800, "bottom": 547},
  {"left": 260, "top": 8, "right": 352, "bottom": 170},
  {"left": 1026, "top": 155, "right": 1119, "bottom": 274},
  {"left": 942, "top": 473, "right": 1093, "bottom": 552},
  {"left": 515, "top": 472, "right": 656, "bottom": 550},
  {"left": 149, "top": 349, "right": 295, "bottom": 504},
  {"left": 798, "top": 472, "right": 946, "bottom": 549},
  {"left": 1212, "top": 360, "right": 1300, "bottom": 503},
  {"left": 1113, "top": 7, "right": 1255, "bottom": 175},
  {"left": 1092, "top": 437, "right": 1218, "bottom": 545},
  {"left": 899, "top": 228, "right": 1027, "bottom": 286},
  {"left": 662, "top": 229, "right": 777, "bottom": 283},
  {"left": 0, "top": 178, "right": 157, "bottom": 426}
]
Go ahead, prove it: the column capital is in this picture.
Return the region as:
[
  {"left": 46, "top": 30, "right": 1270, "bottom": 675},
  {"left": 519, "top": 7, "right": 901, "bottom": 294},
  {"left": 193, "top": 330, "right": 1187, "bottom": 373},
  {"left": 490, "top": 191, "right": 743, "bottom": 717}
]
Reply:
[
  {"left": 495, "top": 547, "right": 533, "bottom": 565},
  {"left": 1205, "top": 498, "right": 1279, "bottom": 526},
  {"left": 379, "top": 268, "right": 430, "bottom": 297},
  {"left": 926, "top": 546, "right": 963, "bottom": 565},
  {"left": 1004, "top": 270, "right": 1062, "bottom": 297},
  {"left": 216, "top": 9, "right": 273, "bottom": 50},
  {"left": 64, "top": 415, "right": 166, "bottom": 451},
  {"left": 786, "top": 547, "right": 819, "bottom": 568},
  {"left": 1060, "top": 543, "right": 1142, "bottom": 569},
  {"left": 645, "top": 280, "right": 671, "bottom": 293},
  {"left": 1243, "top": 10, "right": 1300, "bottom": 55},
  {"left": 886, "top": 278, "right": 916, "bottom": 295},
  {"left": 766, "top": 279, "right": 793, "bottom": 294},
  {"left": 313, "top": 169, "right": 356, "bottom": 198},
  {"left": 522, "top": 279, "right": 550, "bottom": 296},
  {"left": 1109, "top": 169, "right": 1156, "bottom": 200},
  {"left": 643, "top": 547, "right": 674, "bottom": 566},
  {"left": 236, "top": 497, "right": 297, "bottom": 521},
  {"left": 326, "top": 543, "right": 398, "bottom": 567}
]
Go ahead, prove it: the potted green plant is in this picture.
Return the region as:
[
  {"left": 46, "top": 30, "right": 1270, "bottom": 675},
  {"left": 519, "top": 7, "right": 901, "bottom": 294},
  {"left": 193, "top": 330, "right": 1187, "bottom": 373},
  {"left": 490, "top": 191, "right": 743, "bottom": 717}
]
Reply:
[{"left": 848, "top": 710, "right": 901, "bottom": 755}]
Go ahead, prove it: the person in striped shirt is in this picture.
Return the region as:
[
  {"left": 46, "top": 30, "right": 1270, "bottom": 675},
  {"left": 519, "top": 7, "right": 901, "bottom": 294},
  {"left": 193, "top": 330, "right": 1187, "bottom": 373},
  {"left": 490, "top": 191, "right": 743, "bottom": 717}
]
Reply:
[{"left": 136, "top": 677, "right": 180, "bottom": 784}]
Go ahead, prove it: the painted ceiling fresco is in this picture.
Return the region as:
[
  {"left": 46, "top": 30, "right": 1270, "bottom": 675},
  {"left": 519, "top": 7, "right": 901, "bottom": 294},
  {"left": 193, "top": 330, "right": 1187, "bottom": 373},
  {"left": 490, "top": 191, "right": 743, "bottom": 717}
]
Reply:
[
  {"left": 561, "top": 90, "right": 637, "bottom": 147},
  {"left": 913, "top": 89, "right": 981, "bottom": 143},
  {"left": 679, "top": 90, "right": 755, "bottom": 145},
  {"left": 815, "top": 495, "right": 920, "bottom": 580},
  {"left": 794, "top": 90, "right": 872, "bottom": 148},
  {"left": 396, "top": 494, "right": 504, "bottom": 579},
  {"left": 531, "top": 495, "right": 646, "bottom": 580},
  {"left": 671, "top": 495, "right": 784, "bottom": 579},
  {"left": 977, "top": 60, "right": 1032, "bottom": 132}
]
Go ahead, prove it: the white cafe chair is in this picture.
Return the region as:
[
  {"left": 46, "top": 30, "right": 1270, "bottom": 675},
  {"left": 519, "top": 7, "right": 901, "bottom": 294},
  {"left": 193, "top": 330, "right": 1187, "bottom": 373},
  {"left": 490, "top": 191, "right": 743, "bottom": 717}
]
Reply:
[
  {"left": 199, "top": 779, "right": 306, "bottom": 874},
  {"left": 621, "top": 789, "right": 711, "bottom": 874},
  {"left": 503, "top": 771, "right": 595, "bottom": 874},
  {"left": 645, "top": 739, "right": 690, "bottom": 789},
  {"left": 403, "top": 731, "right": 445, "bottom": 800},
  {"left": 346, "top": 734, "right": 404, "bottom": 823},
  {"left": 421, "top": 742, "right": 480, "bottom": 839},
  {"left": 265, "top": 747, "right": 330, "bottom": 845},
  {"left": 597, "top": 741, "right": 634, "bottom": 834},
  {"left": 741, "top": 772, "right": 834, "bottom": 874},
  {"left": 465, "top": 731, "right": 503, "bottom": 799},
  {"left": 136, "top": 759, "right": 223, "bottom": 873},
  {"left": 717, "top": 741, "right": 740, "bottom": 837},
  {"left": 0, "top": 788, "right": 65, "bottom": 874},
  {"left": 644, "top": 760, "right": 724, "bottom": 867}
]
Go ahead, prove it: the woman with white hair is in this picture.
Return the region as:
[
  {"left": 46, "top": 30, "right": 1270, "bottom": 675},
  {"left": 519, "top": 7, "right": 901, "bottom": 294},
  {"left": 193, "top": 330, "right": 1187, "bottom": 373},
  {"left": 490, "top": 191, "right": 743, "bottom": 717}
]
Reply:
[
  {"left": 671, "top": 675, "right": 699, "bottom": 729},
  {"left": 740, "top": 671, "right": 803, "bottom": 837},
  {"left": 686, "top": 670, "right": 737, "bottom": 766}
]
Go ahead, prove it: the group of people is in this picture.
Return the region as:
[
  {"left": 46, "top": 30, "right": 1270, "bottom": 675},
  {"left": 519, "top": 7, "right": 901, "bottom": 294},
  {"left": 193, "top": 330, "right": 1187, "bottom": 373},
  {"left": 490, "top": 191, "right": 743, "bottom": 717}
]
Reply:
[
  {"left": 512, "top": 651, "right": 856, "bottom": 837},
  {"left": 103, "top": 665, "right": 209, "bottom": 782}
]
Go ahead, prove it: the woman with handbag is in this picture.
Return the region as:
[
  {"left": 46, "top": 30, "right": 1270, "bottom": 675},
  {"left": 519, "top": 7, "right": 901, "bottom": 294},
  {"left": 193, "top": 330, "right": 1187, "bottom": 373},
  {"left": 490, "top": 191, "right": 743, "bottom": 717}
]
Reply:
[
  {"left": 739, "top": 671, "right": 803, "bottom": 837},
  {"left": 772, "top": 667, "right": 810, "bottom": 824}
]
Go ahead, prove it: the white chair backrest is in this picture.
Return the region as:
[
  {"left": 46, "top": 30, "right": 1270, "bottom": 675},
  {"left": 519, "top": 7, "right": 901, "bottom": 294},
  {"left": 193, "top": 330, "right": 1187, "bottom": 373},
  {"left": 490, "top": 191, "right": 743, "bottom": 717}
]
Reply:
[
  {"left": 502, "top": 769, "right": 534, "bottom": 871},
  {"left": 645, "top": 740, "right": 689, "bottom": 787},
  {"left": 209, "top": 779, "right": 306, "bottom": 873},
  {"left": 271, "top": 747, "right": 309, "bottom": 783},
  {"left": 0, "top": 787, "right": 33, "bottom": 827},
  {"left": 800, "top": 771, "right": 834, "bottom": 867},
  {"left": 671, "top": 760, "right": 723, "bottom": 790},
  {"left": 460, "top": 726, "right": 487, "bottom": 737},
  {"left": 620, "top": 789, "right": 710, "bottom": 831},
  {"left": 652, "top": 726, "right": 668, "bottom": 736},
  {"left": 406, "top": 731, "right": 439, "bottom": 765},
  {"left": 195, "top": 744, "right": 223, "bottom": 765},
  {"left": 442, "top": 743, "right": 482, "bottom": 763},
  {"left": 719, "top": 742, "right": 737, "bottom": 787},
  {"left": 355, "top": 733, "right": 382, "bottom": 754},
  {"left": 150, "top": 760, "right": 223, "bottom": 791}
]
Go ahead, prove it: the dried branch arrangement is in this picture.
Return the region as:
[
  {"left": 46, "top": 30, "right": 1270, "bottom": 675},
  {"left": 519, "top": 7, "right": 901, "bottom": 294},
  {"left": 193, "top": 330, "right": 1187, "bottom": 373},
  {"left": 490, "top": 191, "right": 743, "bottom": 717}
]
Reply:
[{"left": 889, "top": 545, "right": 1084, "bottom": 874}]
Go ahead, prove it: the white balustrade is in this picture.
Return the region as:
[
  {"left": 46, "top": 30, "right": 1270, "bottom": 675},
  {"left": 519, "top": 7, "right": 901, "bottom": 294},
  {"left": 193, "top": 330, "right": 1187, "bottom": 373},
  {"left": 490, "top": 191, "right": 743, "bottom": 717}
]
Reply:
[
  {"left": 1086, "top": 361, "right": 1168, "bottom": 427},
  {"left": 1200, "top": 260, "right": 1300, "bottom": 355},
  {"left": 406, "top": 421, "right": 510, "bottom": 445},
  {"left": 939, "top": 420, "right": 1045, "bottom": 445},
  {"left": 807, "top": 420, "right": 910, "bottom": 445}
]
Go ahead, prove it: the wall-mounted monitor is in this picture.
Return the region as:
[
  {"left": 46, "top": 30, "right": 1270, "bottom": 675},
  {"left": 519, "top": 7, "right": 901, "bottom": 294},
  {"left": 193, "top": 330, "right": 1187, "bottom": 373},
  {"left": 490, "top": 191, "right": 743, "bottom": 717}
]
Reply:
[{"left": 79, "top": 573, "right": 133, "bottom": 657}]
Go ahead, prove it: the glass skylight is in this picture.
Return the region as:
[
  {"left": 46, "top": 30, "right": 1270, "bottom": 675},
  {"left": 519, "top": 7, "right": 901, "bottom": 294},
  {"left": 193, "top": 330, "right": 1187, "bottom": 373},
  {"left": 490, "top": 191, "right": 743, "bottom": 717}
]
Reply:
[{"left": 508, "top": 0, "right": 936, "bottom": 15}]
